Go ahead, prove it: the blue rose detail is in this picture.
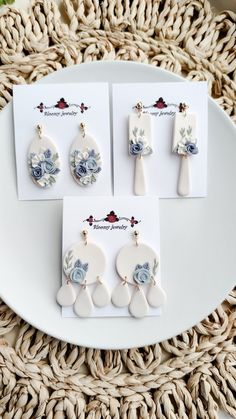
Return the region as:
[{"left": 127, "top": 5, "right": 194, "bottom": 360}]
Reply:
[
  {"left": 44, "top": 149, "right": 52, "bottom": 158},
  {"left": 133, "top": 262, "right": 151, "bottom": 284},
  {"left": 85, "top": 157, "right": 98, "bottom": 173},
  {"left": 75, "top": 163, "right": 88, "bottom": 178},
  {"left": 130, "top": 141, "right": 144, "bottom": 155},
  {"left": 43, "top": 160, "right": 58, "bottom": 174},
  {"left": 185, "top": 142, "right": 198, "bottom": 155},
  {"left": 31, "top": 165, "right": 43, "bottom": 180},
  {"left": 70, "top": 267, "right": 86, "bottom": 283},
  {"left": 70, "top": 258, "right": 88, "bottom": 283}
]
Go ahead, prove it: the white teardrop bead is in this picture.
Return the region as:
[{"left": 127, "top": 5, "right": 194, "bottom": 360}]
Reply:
[
  {"left": 147, "top": 283, "right": 167, "bottom": 308},
  {"left": 74, "top": 287, "right": 93, "bottom": 317},
  {"left": 111, "top": 282, "right": 131, "bottom": 308},
  {"left": 92, "top": 282, "right": 110, "bottom": 307},
  {"left": 56, "top": 282, "right": 76, "bottom": 307},
  {"left": 129, "top": 288, "right": 148, "bottom": 318}
]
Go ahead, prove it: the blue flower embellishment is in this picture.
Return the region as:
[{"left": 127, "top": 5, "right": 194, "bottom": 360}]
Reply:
[
  {"left": 29, "top": 148, "right": 60, "bottom": 188},
  {"left": 130, "top": 140, "right": 144, "bottom": 155},
  {"left": 70, "top": 259, "right": 89, "bottom": 284},
  {"left": 133, "top": 262, "right": 151, "bottom": 285},
  {"left": 129, "top": 127, "right": 152, "bottom": 157},
  {"left": 185, "top": 142, "right": 198, "bottom": 155},
  {"left": 70, "top": 148, "right": 102, "bottom": 186}
]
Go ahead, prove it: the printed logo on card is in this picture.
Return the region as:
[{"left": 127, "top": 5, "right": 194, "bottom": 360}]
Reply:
[
  {"left": 137, "top": 97, "right": 181, "bottom": 117},
  {"left": 34, "top": 98, "right": 90, "bottom": 117},
  {"left": 84, "top": 210, "right": 141, "bottom": 231}
]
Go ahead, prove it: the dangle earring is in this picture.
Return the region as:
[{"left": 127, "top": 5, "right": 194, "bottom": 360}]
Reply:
[
  {"left": 70, "top": 122, "right": 102, "bottom": 187},
  {"left": 172, "top": 103, "right": 199, "bottom": 196},
  {"left": 129, "top": 102, "right": 153, "bottom": 196},
  {"left": 57, "top": 230, "right": 110, "bottom": 317},
  {"left": 28, "top": 124, "right": 60, "bottom": 188},
  {"left": 112, "top": 231, "right": 166, "bottom": 318}
]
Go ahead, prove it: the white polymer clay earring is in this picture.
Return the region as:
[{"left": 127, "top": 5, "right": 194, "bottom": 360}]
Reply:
[
  {"left": 28, "top": 124, "right": 60, "bottom": 188},
  {"left": 57, "top": 230, "right": 110, "bottom": 317},
  {"left": 129, "top": 102, "right": 153, "bottom": 196},
  {"left": 172, "top": 103, "right": 199, "bottom": 196},
  {"left": 70, "top": 122, "right": 102, "bottom": 186},
  {"left": 112, "top": 231, "right": 166, "bottom": 319}
]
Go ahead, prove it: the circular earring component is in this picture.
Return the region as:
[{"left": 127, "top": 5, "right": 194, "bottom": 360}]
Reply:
[
  {"left": 28, "top": 124, "right": 60, "bottom": 188},
  {"left": 70, "top": 123, "right": 102, "bottom": 187},
  {"left": 57, "top": 230, "right": 110, "bottom": 317},
  {"left": 113, "top": 231, "right": 166, "bottom": 318}
]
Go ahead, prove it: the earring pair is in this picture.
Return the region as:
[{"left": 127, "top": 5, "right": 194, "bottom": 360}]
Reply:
[
  {"left": 57, "top": 230, "right": 166, "bottom": 318},
  {"left": 27, "top": 123, "right": 102, "bottom": 189},
  {"left": 129, "top": 101, "right": 199, "bottom": 197}
]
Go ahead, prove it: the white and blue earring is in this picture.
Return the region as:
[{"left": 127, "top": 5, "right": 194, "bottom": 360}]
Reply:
[
  {"left": 57, "top": 230, "right": 110, "bottom": 317},
  {"left": 112, "top": 231, "right": 166, "bottom": 318},
  {"left": 70, "top": 122, "right": 102, "bottom": 187},
  {"left": 28, "top": 124, "right": 60, "bottom": 188},
  {"left": 129, "top": 102, "right": 153, "bottom": 196},
  {"left": 172, "top": 103, "right": 199, "bottom": 196}
]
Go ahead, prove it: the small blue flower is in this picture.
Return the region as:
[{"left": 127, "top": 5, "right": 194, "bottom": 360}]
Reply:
[
  {"left": 70, "top": 259, "right": 89, "bottom": 283},
  {"left": 75, "top": 163, "right": 88, "bottom": 178},
  {"left": 88, "top": 149, "right": 96, "bottom": 157},
  {"left": 185, "top": 142, "right": 198, "bottom": 155},
  {"left": 85, "top": 157, "right": 98, "bottom": 173},
  {"left": 133, "top": 262, "right": 151, "bottom": 284},
  {"left": 130, "top": 141, "right": 144, "bottom": 155},
  {"left": 70, "top": 267, "right": 86, "bottom": 283},
  {"left": 31, "top": 165, "right": 44, "bottom": 180},
  {"left": 42, "top": 160, "right": 57, "bottom": 174},
  {"left": 44, "top": 149, "right": 52, "bottom": 158},
  {"left": 74, "top": 259, "right": 89, "bottom": 272}
]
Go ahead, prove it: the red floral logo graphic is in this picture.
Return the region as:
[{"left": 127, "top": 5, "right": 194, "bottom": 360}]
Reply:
[
  {"left": 35, "top": 98, "right": 90, "bottom": 113},
  {"left": 55, "top": 98, "right": 69, "bottom": 109},
  {"left": 134, "top": 98, "right": 181, "bottom": 115},
  {"left": 84, "top": 210, "right": 140, "bottom": 228},
  {"left": 153, "top": 97, "right": 167, "bottom": 109}
]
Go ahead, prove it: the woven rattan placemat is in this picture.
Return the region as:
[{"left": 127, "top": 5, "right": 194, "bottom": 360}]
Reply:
[{"left": 0, "top": 1, "right": 236, "bottom": 417}]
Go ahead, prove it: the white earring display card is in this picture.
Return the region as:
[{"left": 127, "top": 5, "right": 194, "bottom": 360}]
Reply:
[
  {"left": 112, "top": 82, "right": 207, "bottom": 198},
  {"left": 62, "top": 196, "right": 162, "bottom": 318},
  {"left": 13, "top": 83, "right": 111, "bottom": 200}
]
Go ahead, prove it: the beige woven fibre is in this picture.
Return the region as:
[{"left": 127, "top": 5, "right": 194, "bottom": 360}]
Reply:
[{"left": 0, "top": 0, "right": 236, "bottom": 417}]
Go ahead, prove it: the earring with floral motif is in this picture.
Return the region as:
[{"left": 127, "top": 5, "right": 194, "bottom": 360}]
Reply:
[{"left": 112, "top": 231, "right": 166, "bottom": 318}]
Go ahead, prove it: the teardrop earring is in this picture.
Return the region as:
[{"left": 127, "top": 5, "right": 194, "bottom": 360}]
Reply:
[
  {"left": 70, "top": 122, "right": 102, "bottom": 187},
  {"left": 28, "top": 124, "right": 60, "bottom": 188},
  {"left": 129, "top": 102, "right": 153, "bottom": 196},
  {"left": 172, "top": 103, "right": 199, "bottom": 196},
  {"left": 57, "top": 230, "right": 110, "bottom": 317},
  {"left": 112, "top": 230, "right": 166, "bottom": 318}
]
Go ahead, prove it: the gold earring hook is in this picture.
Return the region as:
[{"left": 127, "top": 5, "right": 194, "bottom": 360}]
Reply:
[
  {"left": 82, "top": 230, "right": 88, "bottom": 245},
  {"left": 36, "top": 124, "right": 43, "bottom": 139},
  {"left": 135, "top": 101, "right": 143, "bottom": 118},
  {"left": 80, "top": 122, "right": 86, "bottom": 138},
  {"left": 179, "top": 103, "right": 189, "bottom": 117},
  {"left": 134, "top": 230, "right": 139, "bottom": 246}
]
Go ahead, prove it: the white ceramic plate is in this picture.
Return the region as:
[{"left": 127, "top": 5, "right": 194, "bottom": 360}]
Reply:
[{"left": 0, "top": 61, "right": 235, "bottom": 349}]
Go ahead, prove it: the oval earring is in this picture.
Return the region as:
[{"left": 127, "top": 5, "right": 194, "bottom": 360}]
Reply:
[
  {"left": 112, "top": 231, "right": 166, "bottom": 318},
  {"left": 57, "top": 230, "right": 110, "bottom": 317},
  {"left": 70, "top": 122, "right": 102, "bottom": 187},
  {"left": 28, "top": 124, "right": 61, "bottom": 188}
]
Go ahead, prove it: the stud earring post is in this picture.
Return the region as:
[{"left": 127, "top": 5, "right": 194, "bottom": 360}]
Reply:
[
  {"left": 82, "top": 230, "right": 88, "bottom": 245},
  {"left": 134, "top": 230, "right": 139, "bottom": 246},
  {"left": 80, "top": 122, "right": 86, "bottom": 138},
  {"left": 135, "top": 101, "right": 143, "bottom": 118},
  {"left": 36, "top": 124, "right": 43, "bottom": 139}
]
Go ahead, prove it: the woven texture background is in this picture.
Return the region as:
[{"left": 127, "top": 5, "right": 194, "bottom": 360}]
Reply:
[{"left": 0, "top": 0, "right": 236, "bottom": 417}]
